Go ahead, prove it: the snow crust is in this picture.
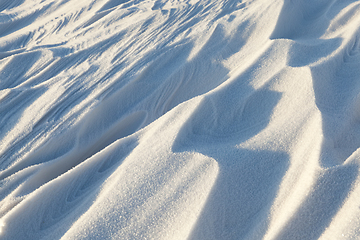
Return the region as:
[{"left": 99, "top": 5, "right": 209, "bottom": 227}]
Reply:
[{"left": 1, "top": 0, "right": 360, "bottom": 239}]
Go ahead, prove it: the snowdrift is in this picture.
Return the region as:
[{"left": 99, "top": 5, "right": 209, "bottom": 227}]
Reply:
[{"left": 1, "top": 0, "right": 360, "bottom": 239}]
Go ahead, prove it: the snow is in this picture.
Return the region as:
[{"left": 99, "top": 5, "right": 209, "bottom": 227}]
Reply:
[{"left": 1, "top": 0, "right": 360, "bottom": 239}]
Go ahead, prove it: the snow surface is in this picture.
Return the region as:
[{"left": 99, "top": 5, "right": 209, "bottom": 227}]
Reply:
[{"left": 1, "top": 0, "right": 360, "bottom": 239}]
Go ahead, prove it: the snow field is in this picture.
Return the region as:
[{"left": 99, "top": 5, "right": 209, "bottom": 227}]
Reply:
[{"left": 1, "top": 0, "right": 360, "bottom": 239}]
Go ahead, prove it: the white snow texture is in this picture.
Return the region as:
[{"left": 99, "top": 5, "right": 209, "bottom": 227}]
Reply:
[{"left": 1, "top": 0, "right": 360, "bottom": 239}]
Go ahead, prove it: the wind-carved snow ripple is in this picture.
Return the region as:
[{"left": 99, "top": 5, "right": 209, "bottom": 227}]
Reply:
[
  {"left": 38, "top": 137, "right": 137, "bottom": 231},
  {"left": 312, "top": 31, "right": 360, "bottom": 166},
  {"left": 184, "top": 89, "right": 281, "bottom": 144},
  {"left": 270, "top": 0, "right": 337, "bottom": 40},
  {"left": 0, "top": 50, "right": 51, "bottom": 90},
  {"left": 0, "top": 109, "right": 146, "bottom": 222},
  {"left": 82, "top": 0, "right": 131, "bottom": 29},
  {"left": 172, "top": 76, "right": 287, "bottom": 240},
  {"left": 0, "top": 136, "right": 137, "bottom": 239},
  {"left": 0, "top": 3, "right": 54, "bottom": 38},
  {"left": 0, "top": 0, "right": 25, "bottom": 12}
]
